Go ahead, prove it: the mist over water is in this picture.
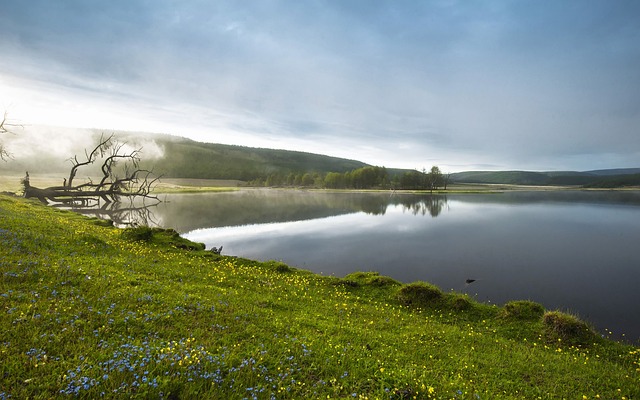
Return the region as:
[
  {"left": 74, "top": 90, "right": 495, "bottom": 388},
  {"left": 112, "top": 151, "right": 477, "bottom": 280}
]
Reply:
[{"left": 152, "top": 189, "right": 640, "bottom": 342}]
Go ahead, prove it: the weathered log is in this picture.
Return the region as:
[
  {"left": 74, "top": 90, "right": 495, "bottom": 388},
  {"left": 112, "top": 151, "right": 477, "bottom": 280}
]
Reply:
[{"left": 22, "top": 133, "right": 160, "bottom": 208}]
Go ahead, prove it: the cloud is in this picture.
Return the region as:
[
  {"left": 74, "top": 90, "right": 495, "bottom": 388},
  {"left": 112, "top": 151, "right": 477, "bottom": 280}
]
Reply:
[{"left": 1, "top": 1, "right": 639, "bottom": 172}]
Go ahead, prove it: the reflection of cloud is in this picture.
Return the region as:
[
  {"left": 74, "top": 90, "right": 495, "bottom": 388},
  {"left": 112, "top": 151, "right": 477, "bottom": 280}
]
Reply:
[
  {"left": 186, "top": 213, "right": 369, "bottom": 244},
  {"left": 185, "top": 199, "right": 450, "bottom": 246}
]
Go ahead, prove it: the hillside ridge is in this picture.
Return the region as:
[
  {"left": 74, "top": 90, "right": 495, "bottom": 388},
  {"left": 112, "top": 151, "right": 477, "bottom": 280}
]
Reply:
[{"left": 4, "top": 127, "right": 639, "bottom": 187}]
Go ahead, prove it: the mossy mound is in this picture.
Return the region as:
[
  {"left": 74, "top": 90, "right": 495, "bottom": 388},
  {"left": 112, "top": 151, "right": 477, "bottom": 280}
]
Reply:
[
  {"left": 445, "top": 293, "right": 473, "bottom": 311},
  {"left": 502, "top": 300, "right": 545, "bottom": 320},
  {"left": 265, "top": 260, "right": 294, "bottom": 273},
  {"left": 542, "top": 311, "right": 599, "bottom": 346},
  {"left": 396, "top": 281, "right": 443, "bottom": 306},
  {"left": 344, "top": 271, "right": 401, "bottom": 287},
  {"left": 121, "top": 226, "right": 205, "bottom": 251}
]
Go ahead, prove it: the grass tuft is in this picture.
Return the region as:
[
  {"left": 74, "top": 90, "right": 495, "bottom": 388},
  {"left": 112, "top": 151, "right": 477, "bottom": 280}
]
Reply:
[
  {"left": 502, "top": 300, "right": 546, "bottom": 320},
  {"left": 121, "top": 226, "right": 205, "bottom": 251},
  {"left": 396, "top": 281, "right": 443, "bottom": 306},
  {"left": 344, "top": 271, "right": 400, "bottom": 287},
  {"left": 542, "top": 311, "right": 598, "bottom": 346},
  {"left": 265, "top": 260, "right": 294, "bottom": 273},
  {"left": 445, "top": 293, "right": 473, "bottom": 311},
  {"left": 121, "top": 225, "right": 154, "bottom": 241}
]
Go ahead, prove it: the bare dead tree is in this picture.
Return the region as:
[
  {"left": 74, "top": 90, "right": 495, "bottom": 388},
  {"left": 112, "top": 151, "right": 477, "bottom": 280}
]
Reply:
[
  {"left": 0, "top": 111, "right": 23, "bottom": 161},
  {"left": 24, "top": 133, "right": 161, "bottom": 207},
  {"left": 442, "top": 172, "right": 452, "bottom": 190}
]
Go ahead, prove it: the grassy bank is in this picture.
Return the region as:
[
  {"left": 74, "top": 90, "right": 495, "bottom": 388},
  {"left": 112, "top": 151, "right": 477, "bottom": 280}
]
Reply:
[
  {"left": 1, "top": 194, "right": 638, "bottom": 399},
  {"left": 0, "top": 176, "right": 242, "bottom": 195}
]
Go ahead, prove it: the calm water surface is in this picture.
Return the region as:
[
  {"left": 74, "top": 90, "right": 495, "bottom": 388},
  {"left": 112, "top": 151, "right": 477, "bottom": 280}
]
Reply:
[{"left": 153, "top": 189, "right": 640, "bottom": 342}]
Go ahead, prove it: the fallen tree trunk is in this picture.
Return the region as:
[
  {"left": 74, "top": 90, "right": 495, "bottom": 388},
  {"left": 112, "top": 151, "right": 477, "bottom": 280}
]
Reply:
[{"left": 22, "top": 133, "right": 161, "bottom": 207}]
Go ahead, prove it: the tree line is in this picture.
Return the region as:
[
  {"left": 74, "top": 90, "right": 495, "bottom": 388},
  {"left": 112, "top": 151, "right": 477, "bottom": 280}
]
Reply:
[{"left": 251, "top": 165, "right": 451, "bottom": 191}]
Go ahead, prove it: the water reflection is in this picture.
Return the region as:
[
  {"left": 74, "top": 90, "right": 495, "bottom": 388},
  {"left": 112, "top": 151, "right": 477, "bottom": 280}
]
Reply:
[
  {"left": 153, "top": 190, "right": 451, "bottom": 232},
  {"left": 170, "top": 189, "right": 640, "bottom": 342},
  {"left": 398, "top": 196, "right": 447, "bottom": 217},
  {"left": 155, "top": 189, "right": 640, "bottom": 233},
  {"left": 55, "top": 200, "right": 161, "bottom": 228}
]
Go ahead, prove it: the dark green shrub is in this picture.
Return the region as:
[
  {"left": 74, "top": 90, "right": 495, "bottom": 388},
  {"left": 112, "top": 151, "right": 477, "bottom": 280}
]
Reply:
[
  {"left": 502, "top": 300, "right": 545, "bottom": 320},
  {"left": 329, "top": 278, "right": 359, "bottom": 288},
  {"left": 542, "top": 311, "right": 597, "bottom": 346},
  {"left": 344, "top": 271, "right": 400, "bottom": 287},
  {"left": 121, "top": 227, "right": 205, "bottom": 251},
  {"left": 397, "top": 281, "right": 443, "bottom": 306},
  {"left": 368, "top": 275, "right": 401, "bottom": 287},
  {"left": 91, "top": 218, "right": 114, "bottom": 227},
  {"left": 265, "top": 261, "right": 292, "bottom": 273},
  {"left": 344, "top": 271, "right": 377, "bottom": 282},
  {"left": 447, "top": 294, "right": 472, "bottom": 310},
  {"left": 275, "top": 263, "right": 291, "bottom": 273},
  {"left": 78, "top": 234, "right": 111, "bottom": 250},
  {"left": 121, "top": 226, "right": 154, "bottom": 242}
]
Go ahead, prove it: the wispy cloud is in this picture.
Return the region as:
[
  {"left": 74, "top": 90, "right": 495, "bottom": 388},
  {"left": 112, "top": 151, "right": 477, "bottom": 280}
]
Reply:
[{"left": 1, "top": 0, "right": 639, "bottom": 171}]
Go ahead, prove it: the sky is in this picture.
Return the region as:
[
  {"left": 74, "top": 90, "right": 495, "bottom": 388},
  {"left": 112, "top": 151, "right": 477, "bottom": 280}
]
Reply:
[{"left": 1, "top": 0, "right": 639, "bottom": 172}]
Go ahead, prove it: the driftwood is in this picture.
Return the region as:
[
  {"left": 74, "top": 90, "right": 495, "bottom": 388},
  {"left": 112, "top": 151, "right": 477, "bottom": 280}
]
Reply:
[{"left": 23, "top": 133, "right": 161, "bottom": 208}]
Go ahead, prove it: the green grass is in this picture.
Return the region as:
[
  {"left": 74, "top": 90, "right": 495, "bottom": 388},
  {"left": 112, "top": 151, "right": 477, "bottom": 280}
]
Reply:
[{"left": 1, "top": 194, "right": 639, "bottom": 399}]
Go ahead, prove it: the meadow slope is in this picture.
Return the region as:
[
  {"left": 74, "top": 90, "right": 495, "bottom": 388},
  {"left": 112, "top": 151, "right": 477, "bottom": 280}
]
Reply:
[{"left": 0, "top": 195, "right": 638, "bottom": 399}]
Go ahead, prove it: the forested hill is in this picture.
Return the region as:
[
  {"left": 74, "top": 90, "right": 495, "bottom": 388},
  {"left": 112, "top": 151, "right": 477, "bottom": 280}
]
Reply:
[
  {"left": 5, "top": 126, "right": 637, "bottom": 188},
  {"left": 451, "top": 169, "right": 640, "bottom": 187},
  {"left": 144, "top": 137, "right": 370, "bottom": 180},
  {"left": 133, "top": 135, "right": 640, "bottom": 187}
]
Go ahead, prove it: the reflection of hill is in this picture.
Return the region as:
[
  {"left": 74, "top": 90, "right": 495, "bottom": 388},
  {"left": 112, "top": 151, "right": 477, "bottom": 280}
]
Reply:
[
  {"left": 155, "top": 191, "right": 388, "bottom": 232},
  {"left": 154, "top": 191, "right": 452, "bottom": 232},
  {"left": 451, "top": 191, "right": 640, "bottom": 207},
  {"left": 136, "top": 190, "right": 640, "bottom": 233},
  {"left": 451, "top": 169, "right": 640, "bottom": 187}
]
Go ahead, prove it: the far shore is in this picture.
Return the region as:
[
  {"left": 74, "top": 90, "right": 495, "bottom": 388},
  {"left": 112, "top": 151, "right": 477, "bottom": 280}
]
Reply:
[{"left": 1, "top": 174, "right": 638, "bottom": 195}]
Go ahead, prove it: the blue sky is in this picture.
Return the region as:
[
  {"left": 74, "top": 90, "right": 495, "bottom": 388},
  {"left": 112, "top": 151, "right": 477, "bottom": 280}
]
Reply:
[{"left": 1, "top": 0, "right": 639, "bottom": 171}]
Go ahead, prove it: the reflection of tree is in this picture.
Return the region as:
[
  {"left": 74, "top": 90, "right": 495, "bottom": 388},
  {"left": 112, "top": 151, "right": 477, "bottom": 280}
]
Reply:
[
  {"left": 156, "top": 191, "right": 450, "bottom": 233},
  {"left": 356, "top": 196, "right": 388, "bottom": 215},
  {"left": 54, "top": 201, "right": 160, "bottom": 228},
  {"left": 396, "top": 195, "right": 447, "bottom": 217}
]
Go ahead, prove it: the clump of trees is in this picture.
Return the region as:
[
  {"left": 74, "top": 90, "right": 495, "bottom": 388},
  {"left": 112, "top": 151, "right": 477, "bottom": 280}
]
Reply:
[
  {"left": 395, "top": 166, "right": 451, "bottom": 192},
  {"left": 251, "top": 166, "right": 389, "bottom": 189},
  {"left": 252, "top": 165, "right": 451, "bottom": 191},
  {"left": 324, "top": 166, "right": 389, "bottom": 189}
]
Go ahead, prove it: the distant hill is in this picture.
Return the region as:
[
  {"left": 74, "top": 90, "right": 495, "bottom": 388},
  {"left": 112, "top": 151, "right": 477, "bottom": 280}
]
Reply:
[
  {"left": 5, "top": 126, "right": 638, "bottom": 188},
  {"left": 582, "top": 173, "right": 640, "bottom": 188},
  {"left": 143, "top": 137, "right": 370, "bottom": 180},
  {"left": 142, "top": 136, "right": 639, "bottom": 187},
  {"left": 451, "top": 169, "right": 640, "bottom": 187},
  {"left": 148, "top": 137, "right": 639, "bottom": 187},
  {"left": 585, "top": 168, "right": 640, "bottom": 176}
]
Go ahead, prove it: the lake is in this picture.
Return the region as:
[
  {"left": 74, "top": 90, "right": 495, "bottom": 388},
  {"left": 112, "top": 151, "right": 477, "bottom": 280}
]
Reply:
[{"left": 151, "top": 189, "right": 640, "bottom": 342}]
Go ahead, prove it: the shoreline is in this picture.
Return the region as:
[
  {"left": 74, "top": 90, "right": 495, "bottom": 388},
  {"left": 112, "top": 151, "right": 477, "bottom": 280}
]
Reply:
[{"left": 2, "top": 173, "right": 639, "bottom": 196}]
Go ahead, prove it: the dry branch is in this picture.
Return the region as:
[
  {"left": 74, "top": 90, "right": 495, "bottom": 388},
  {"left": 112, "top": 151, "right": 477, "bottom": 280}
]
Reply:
[{"left": 24, "top": 133, "right": 161, "bottom": 208}]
